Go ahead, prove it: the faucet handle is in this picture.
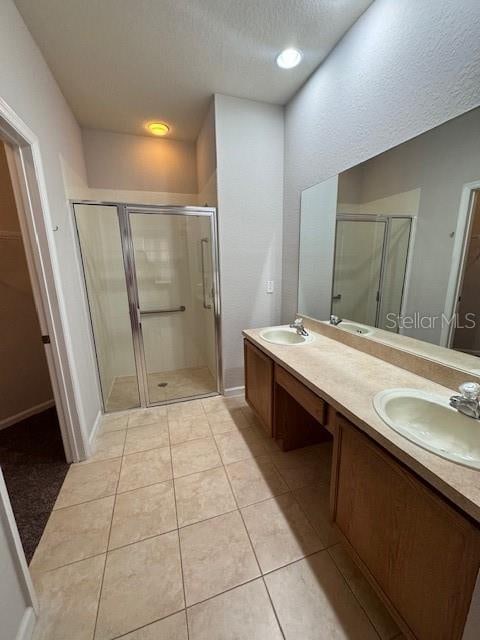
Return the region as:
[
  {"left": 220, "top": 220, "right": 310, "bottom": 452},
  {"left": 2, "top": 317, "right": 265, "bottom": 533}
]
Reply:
[
  {"left": 458, "top": 382, "right": 480, "bottom": 400},
  {"left": 292, "top": 317, "right": 303, "bottom": 327}
]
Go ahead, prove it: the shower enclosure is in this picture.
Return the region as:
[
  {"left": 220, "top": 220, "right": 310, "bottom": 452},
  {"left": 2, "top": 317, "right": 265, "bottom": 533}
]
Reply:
[
  {"left": 331, "top": 214, "right": 412, "bottom": 331},
  {"left": 73, "top": 203, "right": 221, "bottom": 412}
]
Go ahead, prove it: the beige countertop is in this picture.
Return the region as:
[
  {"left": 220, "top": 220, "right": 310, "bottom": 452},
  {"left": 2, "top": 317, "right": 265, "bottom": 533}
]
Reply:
[{"left": 243, "top": 326, "right": 480, "bottom": 524}]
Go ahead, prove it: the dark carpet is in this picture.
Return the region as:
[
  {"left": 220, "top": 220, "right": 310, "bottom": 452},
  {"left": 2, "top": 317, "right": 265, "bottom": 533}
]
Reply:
[{"left": 0, "top": 407, "right": 70, "bottom": 563}]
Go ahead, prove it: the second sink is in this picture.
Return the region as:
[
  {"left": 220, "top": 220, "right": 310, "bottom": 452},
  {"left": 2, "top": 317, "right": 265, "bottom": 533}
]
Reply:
[
  {"left": 373, "top": 388, "right": 480, "bottom": 470},
  {"left": 338, "top": 322, "right": 374, "bottom": 336}
]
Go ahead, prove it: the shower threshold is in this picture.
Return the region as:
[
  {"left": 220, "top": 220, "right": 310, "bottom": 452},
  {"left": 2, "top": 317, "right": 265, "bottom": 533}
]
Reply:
[{"left": 106, "top": 366, "right": 217, "bottom": 412}]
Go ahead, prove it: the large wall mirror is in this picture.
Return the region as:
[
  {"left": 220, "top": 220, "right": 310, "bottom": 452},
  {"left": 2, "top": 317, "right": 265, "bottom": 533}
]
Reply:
[{"left": 298, "top": 106, "right": 480, "bottom": 375}]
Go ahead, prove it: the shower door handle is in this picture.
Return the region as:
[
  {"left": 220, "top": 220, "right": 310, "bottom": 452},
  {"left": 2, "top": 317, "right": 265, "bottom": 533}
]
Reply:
[
  {"left": 139, "top": 306, "right": 186, "bottom": 315},
  {"left": 201, "top": 238, "right": 212, "bottom": 309}
]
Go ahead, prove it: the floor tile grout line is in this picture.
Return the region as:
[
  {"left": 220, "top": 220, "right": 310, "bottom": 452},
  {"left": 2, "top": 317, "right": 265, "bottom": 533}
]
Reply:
[
  {"left": 127, "top": 414, "right": 168, "bottom": 429},
  {"left": 109, "top": 607, "right": 187, "bottom": 640},
  {"left": 113, "top": 477, "right": 173, "bottom": 499},
  {"left": 32, "top": 544, "right": 338, "bottom": 609},
  {"left": 261, "top": 574, "right": 286, "bottom": 640},
  {"left": 224, "top": 457, "right": 327, "bottom": 582},
  {"left": 168, "top": 420, "right": 191, "bottom": 640},
  {"left": 28, "top": 509, "right": 340, "bottom": 579},
  {"left": 61, "top": 454, "right": 123, "bottom": 472},
  {"left": 287, "top": 484, "right": 332, "bottom": 549},
  {"left": 30, "top": 549, "right": 108, "bottom": 576},
  {"left": 216, "top": 439, "right": 265, "bottom": 578},
  {"left": 92, "top": 428, "right": 128, "bottom": 639},
  {"left": 110, "top": 574, "right": 273, "bottom": 639},
  {"left": 28, "top": 494, "right": 117, "bottom": 574},
  {"left": 174, "top": 493, "right": 239, "bottom": 530},
  {"left": 186, "top": 574, "right": 268, "bottom": 611},
  {"left": 52, "top": 490, "right": 118, "bottom": 513},
  {"left": 38, "top": 451, "right": 330, "bottom": 569},
  {"left": 167, "top": 408, "right": 214, "bottom": 447},
  {"left": 326, "top": 546, "right": 385, "bottom": 640},
  {"left": 31, "top": 400, "right": 253, "bottom": 632},
  {"left": 219, "top": 441, "right": 287, "bottom": 639},
  {"left": 77, "top": 455, "right": 123, "bottom": 467},
  {"left": 44, "top": 428, "right": 343, "bottom": 637},
  {"left": 55, "top": 410, "right": 341, "bottom": 638},
  {"left": 268, "top": 449, "right": 333, "bottom": 493},
  {"left": 101, "top": 398, "right": 247, "bottom": 430}
]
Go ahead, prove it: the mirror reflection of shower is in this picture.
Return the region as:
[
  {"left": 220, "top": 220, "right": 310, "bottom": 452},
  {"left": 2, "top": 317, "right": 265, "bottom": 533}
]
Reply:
[{"left": 331, "top": 215, "right": 412, "bottom": 332}]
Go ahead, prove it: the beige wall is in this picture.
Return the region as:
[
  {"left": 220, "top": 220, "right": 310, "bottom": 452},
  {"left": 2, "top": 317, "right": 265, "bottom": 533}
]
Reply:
[
  {"left": 0, "top": 144, "right": 52, "bottom": 424},
  {"left": 82, "top": 128, "right": 198, "bottom": 194},
  {"left": 196, "top": 102, "right": 217, "bottom": 207},
  {"left": 1, "top": 0, "right": 101, "bottom": 443},
  {"left": 215, "top": 94, "right": 284, "bottom": 389}
]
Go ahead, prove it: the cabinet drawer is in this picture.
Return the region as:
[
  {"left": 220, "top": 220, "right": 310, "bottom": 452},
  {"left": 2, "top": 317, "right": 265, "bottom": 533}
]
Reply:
[
  {"left": 333, "top": 415, "right": 480, "bottom": 640},
  {"left": 275, "top": 365, "right": 326, "bottom": 425}
]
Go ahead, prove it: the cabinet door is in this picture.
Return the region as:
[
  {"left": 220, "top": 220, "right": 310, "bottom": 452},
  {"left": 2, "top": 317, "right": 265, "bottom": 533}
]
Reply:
[
  {"left": 244, "top": 340, "right": 273, "bottom": 435},
  {"left": 333, "top": 416, "right": 480, "bottom": 640}
]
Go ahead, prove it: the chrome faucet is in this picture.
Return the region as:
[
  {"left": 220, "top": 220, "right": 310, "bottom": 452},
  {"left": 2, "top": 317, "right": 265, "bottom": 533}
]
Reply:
[
  {"left": 289, "top": 317, "right": 309, "bottom": 336},
  {"left": 449, "top": 382, "right": 480, "bottom": 419},
  {"left": 330, "top": 314, "right": 342, "bottom": 326}
]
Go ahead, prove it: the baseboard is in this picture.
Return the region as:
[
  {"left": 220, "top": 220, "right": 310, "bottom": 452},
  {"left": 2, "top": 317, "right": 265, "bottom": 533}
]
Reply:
[
  {"left": 0, "top": 399, "right": 55, "bottom": 430},
  {"left": 15, "top": 607, "right": 36, "bottom": 640},
  {"left": 224, "top": 385, "right": 245, "bottom": 397}
]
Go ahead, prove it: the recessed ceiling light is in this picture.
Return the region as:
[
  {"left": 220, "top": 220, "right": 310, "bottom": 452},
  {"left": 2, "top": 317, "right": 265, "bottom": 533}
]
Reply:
[
  {"left": 276, "top": 48, "right": 302, "bottom": 69},
  {"left": 147, "top": 122, "right": 170, "bottom": 136}
]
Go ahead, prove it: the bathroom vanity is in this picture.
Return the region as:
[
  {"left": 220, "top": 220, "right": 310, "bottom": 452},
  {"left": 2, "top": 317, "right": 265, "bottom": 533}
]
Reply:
[{"left": 243, "top": 328, "right": 480, "bottom": 640}]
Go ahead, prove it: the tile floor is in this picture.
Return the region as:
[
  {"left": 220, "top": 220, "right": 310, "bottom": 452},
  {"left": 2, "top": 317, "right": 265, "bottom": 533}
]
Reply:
[
  {"left": 106, "top": 367, "right": 216, "bottom": 411},
  {"left": 30, "top": 395, "right": 403, "bottom": 640}
]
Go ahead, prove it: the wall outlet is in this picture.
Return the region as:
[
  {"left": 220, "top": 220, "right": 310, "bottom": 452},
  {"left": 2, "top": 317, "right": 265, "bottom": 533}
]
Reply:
[{"left": 266, "top": 280, "right": 274, "bottom": 294}]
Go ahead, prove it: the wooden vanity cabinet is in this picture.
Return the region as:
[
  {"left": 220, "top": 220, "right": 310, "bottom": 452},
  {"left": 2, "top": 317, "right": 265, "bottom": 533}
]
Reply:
[
  {"left": 332, "top": 415, "right": 480, "bottom": 640},
  {"left": 274, "top": 365, "right": 329, "bottom": 451},
  {"left": 244, "top": 339, "right": 274, "bottom": 435},
  {"left": 243, "top": 339, "right": 329, "bottom": 447}
]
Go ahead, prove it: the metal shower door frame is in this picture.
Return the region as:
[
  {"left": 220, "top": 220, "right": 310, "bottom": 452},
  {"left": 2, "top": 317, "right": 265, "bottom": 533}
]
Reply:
[
  {"left": 73, "top": 200, "right": 222, "bottom": 410},
  {"left": 120, "top": 204, "right": 222, "bottom": 408}
]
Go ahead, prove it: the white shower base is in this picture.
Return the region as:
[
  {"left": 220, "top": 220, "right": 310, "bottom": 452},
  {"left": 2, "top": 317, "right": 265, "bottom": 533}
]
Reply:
[{"left": 106, "top": 366, "right": 216, "bottom": 412}]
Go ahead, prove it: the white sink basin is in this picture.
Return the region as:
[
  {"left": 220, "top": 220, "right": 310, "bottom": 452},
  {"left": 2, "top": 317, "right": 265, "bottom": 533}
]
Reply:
[
  {"left": 260, "top": 327, "right": 314, "bottom": 346},
  {"left": 374, "top": 389, "right": 480, "bottom": 469},
  {"left": 338, "top": 322, "right": 374, "bottom": 336}
]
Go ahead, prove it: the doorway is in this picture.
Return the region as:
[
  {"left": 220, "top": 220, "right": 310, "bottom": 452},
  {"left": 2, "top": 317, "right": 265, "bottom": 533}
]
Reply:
[
  {"left": 452, "top": 189, "right": 480, "bottom": 355},
  {"left": 73, "top": 202, "right": 221, "bottom": 412},
  {"left": 0, "top": 141, "right": 69, "bottom": 562}
]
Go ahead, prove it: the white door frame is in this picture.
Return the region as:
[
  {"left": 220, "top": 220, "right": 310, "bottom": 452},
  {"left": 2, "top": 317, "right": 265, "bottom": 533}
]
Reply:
[
  {"left": 0, "top": 97, "right": 89, "bottom": 462},
  {"left": 442, "top": 181, "right": 480, "bottom": 348},
  {"left": 0, "top": 95, "right": 93, "bottom": 631},
  {"left": 0, "top": 467, "right": 38, "bottom": 618}
]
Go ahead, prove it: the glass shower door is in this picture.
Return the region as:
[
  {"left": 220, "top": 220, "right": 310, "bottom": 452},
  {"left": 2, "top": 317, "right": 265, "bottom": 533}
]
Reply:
[
  {"left": 74, "top": 204, "right": 141, "bottom": 412},
  {"left": 128, "top": 209, "right": 218, "bottom": 405}
]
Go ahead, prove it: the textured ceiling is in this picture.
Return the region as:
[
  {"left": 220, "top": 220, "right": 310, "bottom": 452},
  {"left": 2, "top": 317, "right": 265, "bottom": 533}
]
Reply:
[{"left": 15, "top": 0, "right": 373, "bottom": 141}]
